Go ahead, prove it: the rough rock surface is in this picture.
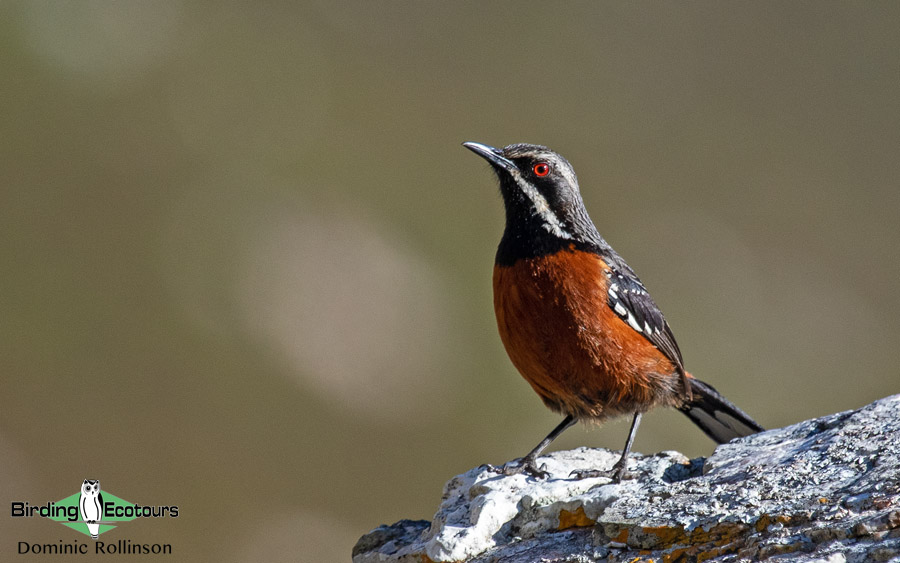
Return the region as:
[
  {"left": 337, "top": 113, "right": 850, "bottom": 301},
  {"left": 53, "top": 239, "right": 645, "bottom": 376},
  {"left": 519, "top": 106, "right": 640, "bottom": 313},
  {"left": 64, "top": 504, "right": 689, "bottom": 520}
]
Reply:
[{"left": 353, "top": 395, "right": 900, "bottom": 562}]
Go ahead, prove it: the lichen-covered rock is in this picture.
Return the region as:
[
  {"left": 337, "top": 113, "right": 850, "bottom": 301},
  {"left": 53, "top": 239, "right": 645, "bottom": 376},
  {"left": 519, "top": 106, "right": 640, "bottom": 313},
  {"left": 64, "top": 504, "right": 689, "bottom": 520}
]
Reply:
[{"left": 353, "top": 395, "right": 900, "bottom": 562}]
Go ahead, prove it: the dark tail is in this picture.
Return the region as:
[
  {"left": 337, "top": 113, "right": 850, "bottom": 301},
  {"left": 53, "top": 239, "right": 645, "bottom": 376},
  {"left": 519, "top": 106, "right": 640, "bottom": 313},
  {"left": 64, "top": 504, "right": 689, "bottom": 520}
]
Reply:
[{"left": 678, "top": 378, "right": 764, "bottom": 444}]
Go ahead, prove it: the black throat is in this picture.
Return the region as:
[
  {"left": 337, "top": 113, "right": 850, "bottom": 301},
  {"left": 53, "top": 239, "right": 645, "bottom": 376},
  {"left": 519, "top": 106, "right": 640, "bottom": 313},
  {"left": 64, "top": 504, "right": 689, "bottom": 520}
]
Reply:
[
  {"left": 495, "top": 228, "right": 611, "bottom": 267},
  {"left": 494, "top": 176, "right": 610, "bottom": 267},
  {"left": 496, "top": 216, "right": 573, "bottom": 266}
]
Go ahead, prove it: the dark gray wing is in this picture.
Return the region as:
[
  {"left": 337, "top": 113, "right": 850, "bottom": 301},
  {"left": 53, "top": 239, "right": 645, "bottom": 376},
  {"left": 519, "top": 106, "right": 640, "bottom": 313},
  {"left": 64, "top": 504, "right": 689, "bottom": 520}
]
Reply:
[{"left": 606, "top": 268, "right": 685, "bottom": 372}]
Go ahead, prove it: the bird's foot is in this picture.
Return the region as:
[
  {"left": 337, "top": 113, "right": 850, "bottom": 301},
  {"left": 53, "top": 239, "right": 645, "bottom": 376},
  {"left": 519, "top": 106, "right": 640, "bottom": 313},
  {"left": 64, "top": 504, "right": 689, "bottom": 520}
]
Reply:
[
  {"left": 486, "top": 456, "right": 550, "bottom": 479},
  {"left": 569, "top": 458, "right": 632, "bottom": 483}
]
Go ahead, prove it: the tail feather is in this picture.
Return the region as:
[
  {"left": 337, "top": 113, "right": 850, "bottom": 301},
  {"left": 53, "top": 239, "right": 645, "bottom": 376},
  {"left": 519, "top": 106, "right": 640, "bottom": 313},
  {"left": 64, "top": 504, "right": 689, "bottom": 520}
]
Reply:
[{"left": 679, "top": 378, "right": 764, "bottom": 444}]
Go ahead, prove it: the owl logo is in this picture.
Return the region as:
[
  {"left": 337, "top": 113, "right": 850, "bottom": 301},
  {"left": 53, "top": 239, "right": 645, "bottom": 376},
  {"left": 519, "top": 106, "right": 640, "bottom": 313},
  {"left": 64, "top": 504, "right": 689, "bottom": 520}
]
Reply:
[{"left": 79, "top": 479, "right": 104, "bottom": 539}]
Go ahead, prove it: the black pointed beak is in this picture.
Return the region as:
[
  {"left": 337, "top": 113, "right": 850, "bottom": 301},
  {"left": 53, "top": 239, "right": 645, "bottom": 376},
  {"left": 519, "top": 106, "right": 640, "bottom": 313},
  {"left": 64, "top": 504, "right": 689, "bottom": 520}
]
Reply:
[{"left": 462, "top": 142, "right": 517, "bottom": 174}]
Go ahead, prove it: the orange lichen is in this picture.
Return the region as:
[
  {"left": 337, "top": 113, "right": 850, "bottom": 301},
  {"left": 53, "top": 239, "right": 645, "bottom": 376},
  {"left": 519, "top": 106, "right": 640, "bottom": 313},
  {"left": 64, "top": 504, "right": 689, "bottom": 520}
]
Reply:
[
  {"left": 641, "top": 525, "right": 687, "bottom": 547},
  {"left": 612, "top": 527, "right": 630, "bottom": 543},
  {"left": 558, "top": 506, "right": 596, "bottom": 530}
]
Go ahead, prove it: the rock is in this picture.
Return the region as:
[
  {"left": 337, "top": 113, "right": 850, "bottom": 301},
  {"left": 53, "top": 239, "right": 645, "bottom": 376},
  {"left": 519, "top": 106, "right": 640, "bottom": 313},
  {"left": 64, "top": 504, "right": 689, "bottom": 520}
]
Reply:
[{"left": 353, "top": 395, "right": 900, "bottom": 563}]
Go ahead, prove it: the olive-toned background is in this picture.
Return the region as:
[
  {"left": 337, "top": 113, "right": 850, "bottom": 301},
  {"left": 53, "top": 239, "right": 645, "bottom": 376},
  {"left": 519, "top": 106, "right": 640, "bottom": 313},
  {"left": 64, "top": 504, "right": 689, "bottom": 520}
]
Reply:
[{"left": 2, "top": 3, "right": 898, "bottom": 562}]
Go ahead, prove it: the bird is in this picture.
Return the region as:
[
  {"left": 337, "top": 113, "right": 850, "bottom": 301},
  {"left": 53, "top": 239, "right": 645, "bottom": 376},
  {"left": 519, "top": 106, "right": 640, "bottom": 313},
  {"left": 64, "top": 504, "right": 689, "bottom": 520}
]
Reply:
[
  {"left": 79, "top": 479, "right": 104, "bottom": 539},
  {"left": 463, "top": 141, "right": 764, "bottom": 482}
]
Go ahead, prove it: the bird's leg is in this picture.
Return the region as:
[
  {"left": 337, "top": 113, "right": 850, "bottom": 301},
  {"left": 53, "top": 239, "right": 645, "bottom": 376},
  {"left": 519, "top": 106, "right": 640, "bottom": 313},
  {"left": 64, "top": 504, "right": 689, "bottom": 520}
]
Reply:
[
  {"left": 571, "top": 412, "right": 642, "bottom": 483},
  {"left": 489, "top": 415, "right": 576, "bottom": 479}
]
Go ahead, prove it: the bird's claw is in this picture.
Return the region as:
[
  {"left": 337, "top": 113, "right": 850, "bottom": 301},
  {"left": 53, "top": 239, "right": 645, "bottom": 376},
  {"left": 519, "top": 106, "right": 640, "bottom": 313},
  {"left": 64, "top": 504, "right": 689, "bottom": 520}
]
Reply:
[
  {"left": 569, "top": 460, "right": 632, "bottom": 483},
  {"left": 486, "top": 458, "right": 550, "bottom": 479}
]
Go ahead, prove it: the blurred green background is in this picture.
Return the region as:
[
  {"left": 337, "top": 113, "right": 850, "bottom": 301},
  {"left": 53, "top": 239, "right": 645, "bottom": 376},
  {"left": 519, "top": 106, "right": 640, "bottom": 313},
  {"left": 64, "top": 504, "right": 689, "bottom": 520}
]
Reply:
[{"left": 2, "top": 2, "right": 899, "bottom": 561}]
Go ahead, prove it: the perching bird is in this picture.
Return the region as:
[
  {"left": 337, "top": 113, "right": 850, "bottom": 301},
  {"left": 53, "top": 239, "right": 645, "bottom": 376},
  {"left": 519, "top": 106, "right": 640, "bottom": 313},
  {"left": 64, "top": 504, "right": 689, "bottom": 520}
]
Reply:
[{"left": 464, "top": 141, "right": 763, "bottom": 481}]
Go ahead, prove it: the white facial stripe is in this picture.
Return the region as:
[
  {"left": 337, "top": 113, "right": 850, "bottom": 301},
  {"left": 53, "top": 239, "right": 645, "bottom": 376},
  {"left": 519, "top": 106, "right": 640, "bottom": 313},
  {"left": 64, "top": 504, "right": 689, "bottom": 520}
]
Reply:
[{"left": 510, "top": 170, "right": 572, "bottom": 240}]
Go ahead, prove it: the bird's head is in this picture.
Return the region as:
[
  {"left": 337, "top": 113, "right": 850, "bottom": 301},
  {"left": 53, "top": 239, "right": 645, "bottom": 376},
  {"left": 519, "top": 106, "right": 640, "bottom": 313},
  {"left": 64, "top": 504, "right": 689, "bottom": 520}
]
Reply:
[{"left": 463, "top": 142, "right": 600, "bottom": 262}]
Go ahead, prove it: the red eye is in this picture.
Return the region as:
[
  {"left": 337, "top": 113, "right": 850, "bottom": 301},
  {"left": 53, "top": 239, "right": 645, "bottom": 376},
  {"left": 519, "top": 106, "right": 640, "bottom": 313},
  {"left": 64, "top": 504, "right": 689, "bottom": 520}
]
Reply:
[{"left": 533, "top": 162, "right": 550, "bottom": 177}]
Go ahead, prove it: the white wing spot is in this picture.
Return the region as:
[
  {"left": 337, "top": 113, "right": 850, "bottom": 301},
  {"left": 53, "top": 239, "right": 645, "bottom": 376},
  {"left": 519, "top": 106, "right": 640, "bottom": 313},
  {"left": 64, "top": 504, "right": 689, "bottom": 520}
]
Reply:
[
  {"left": 614, "top": 301, "right": 627, "bottom": 316},
  {"left": 626, "top": 312, "right": 642, "bottom": 332}
]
